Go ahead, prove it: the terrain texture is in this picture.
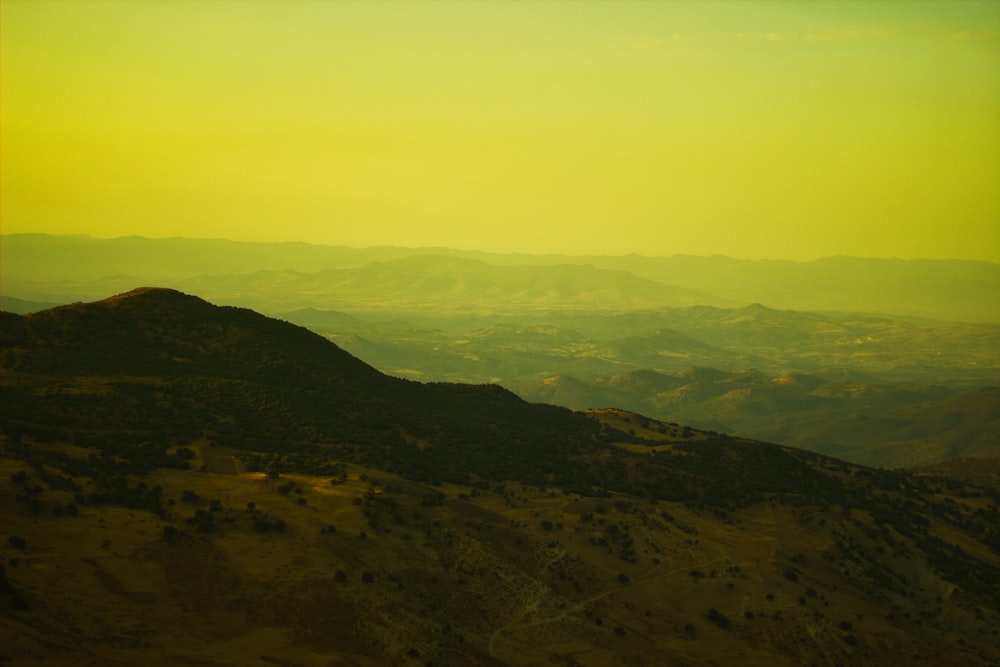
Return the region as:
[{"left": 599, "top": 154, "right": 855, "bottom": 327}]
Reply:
[{"left": 1, "top": 289, "right": 999, "bottom": 666}]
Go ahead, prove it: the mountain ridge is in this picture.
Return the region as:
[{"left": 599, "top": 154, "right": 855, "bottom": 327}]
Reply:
[{"left": 4, "top": 234, "right": 998, "bottom": 322}]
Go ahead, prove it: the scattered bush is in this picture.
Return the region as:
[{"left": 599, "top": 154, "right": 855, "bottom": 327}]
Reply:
[
  {"left": 161, "top": 525, "right": 184, "bottom": 544},
  {"left": 707, "top": 608, "right": 731, "bottom": 630}
]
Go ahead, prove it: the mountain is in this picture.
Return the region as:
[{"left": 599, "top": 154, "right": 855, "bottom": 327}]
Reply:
[
  {"left": 4, "top": 234, "right": 999, "bottom": 323},
  {"left": 171, "top": 256, "right": 728, "bottom": 315},
  {"left": 2, "top": 289, "right": 1000, "bottom": 665},
  {"left": 578, "top": 254, "right": 1000, "bottom": 324},
  {"left": 0, "top": 287, "right": 608, "bottom": 487},
  {"left": 0, "top": 235, "right": 729, "bottom": 315}
]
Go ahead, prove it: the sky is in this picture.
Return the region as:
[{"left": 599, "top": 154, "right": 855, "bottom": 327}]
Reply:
[{"left": 1, "top": 1, "right": 999, "bottom": 261}]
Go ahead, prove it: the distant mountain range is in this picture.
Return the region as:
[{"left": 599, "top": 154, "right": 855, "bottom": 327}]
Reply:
[
  {"left": 4, "top": 233, "right": 999, "bottom": 322},
  {"left": 1, "top": 288, "right": 999, "bottom": 665}
]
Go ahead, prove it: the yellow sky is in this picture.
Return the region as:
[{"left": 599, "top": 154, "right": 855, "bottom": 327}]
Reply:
[{"left": 2, "top": 1, "right": 998, "bottom": 260}]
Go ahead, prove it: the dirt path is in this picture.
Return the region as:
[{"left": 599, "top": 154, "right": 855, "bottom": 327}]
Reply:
[{"left": 488, "top": 553, "right": 731, "bottom": 660}]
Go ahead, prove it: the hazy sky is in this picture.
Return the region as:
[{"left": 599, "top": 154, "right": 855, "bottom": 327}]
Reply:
[{"left": 2, "top": 1, "right": 998, "bottom": 261}]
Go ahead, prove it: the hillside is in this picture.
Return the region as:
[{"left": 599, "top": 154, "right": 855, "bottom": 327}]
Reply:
[
  {"left": 0, "top": 288, "right": 608, "bottom": 489},
  {"left": 915, "top": 457, "right": 1000, "bottom": 492},
  {"left": 512, "top": 370, "right": 1000, "bottom": 468},
  {"left": 1, "top": 290, "right": 999, "bottom": 666}
]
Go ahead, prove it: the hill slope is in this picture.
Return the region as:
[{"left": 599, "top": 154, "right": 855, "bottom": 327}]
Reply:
[
  {"left": 1, "top": 287, "right": 609, "bottom": 488},
  {"left": 512, "top": 369, "right": 1000, "bottom": 468}
]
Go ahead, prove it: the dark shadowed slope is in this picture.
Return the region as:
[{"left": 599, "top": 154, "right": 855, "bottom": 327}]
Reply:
[{"left": 1, "top": 287, "right": 611, "bottom": 487}]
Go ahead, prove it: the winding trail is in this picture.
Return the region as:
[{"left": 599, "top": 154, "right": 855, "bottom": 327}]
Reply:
[{"left": 488, "top": 552, "right": 731, "bottom": 660}]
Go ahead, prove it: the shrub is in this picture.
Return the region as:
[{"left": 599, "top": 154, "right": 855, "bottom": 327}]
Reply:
[
  {"left": 707, "top": 608, "right": 731, "bottom": 630},
  {"left": 161, "top": 525, "right": 184, "bottom": 544}
]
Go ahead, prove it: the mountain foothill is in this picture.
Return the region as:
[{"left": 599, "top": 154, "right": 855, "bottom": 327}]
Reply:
[{"left": 1, "top": 282, "right": 999, "bottom": 666}]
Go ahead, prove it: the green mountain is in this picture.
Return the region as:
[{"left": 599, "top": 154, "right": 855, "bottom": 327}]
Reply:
[{"left": 1, "top": 289, "right": 999, "bottom": 666}]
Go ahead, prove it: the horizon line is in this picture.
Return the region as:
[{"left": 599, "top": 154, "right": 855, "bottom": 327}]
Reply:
[{"left": 2, "top": 232, "right": 997, "bottom": 265}]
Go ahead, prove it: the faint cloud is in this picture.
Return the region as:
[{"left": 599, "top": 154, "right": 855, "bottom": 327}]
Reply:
[
  {"left": 626, "top": 33, "right": 715, "bottom": 56},
  {"left": 941, "top": 28, "right": 998, "bottom": 44},
  {"left": 736, "top": 26, "right": 893, "bottom": 44},
  {"left": 736, "top": 22, "right": 998, "bottom": 46},
  {"left": 621, "top": 20, "right": 996, "bottom": 56},
  {"left": 626, "top": 35, "right": 663, "bottom": 50}
]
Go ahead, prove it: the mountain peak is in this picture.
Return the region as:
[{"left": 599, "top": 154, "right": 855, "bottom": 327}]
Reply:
[
  {"left": 99, "top": 286, "right": 205, "bottom": 306},
  {"left": 110, "top": 286, "right": 183, "bottom": 298},
  {"left": 12, "top": 287, "right": 384, "bottom": 383}
]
